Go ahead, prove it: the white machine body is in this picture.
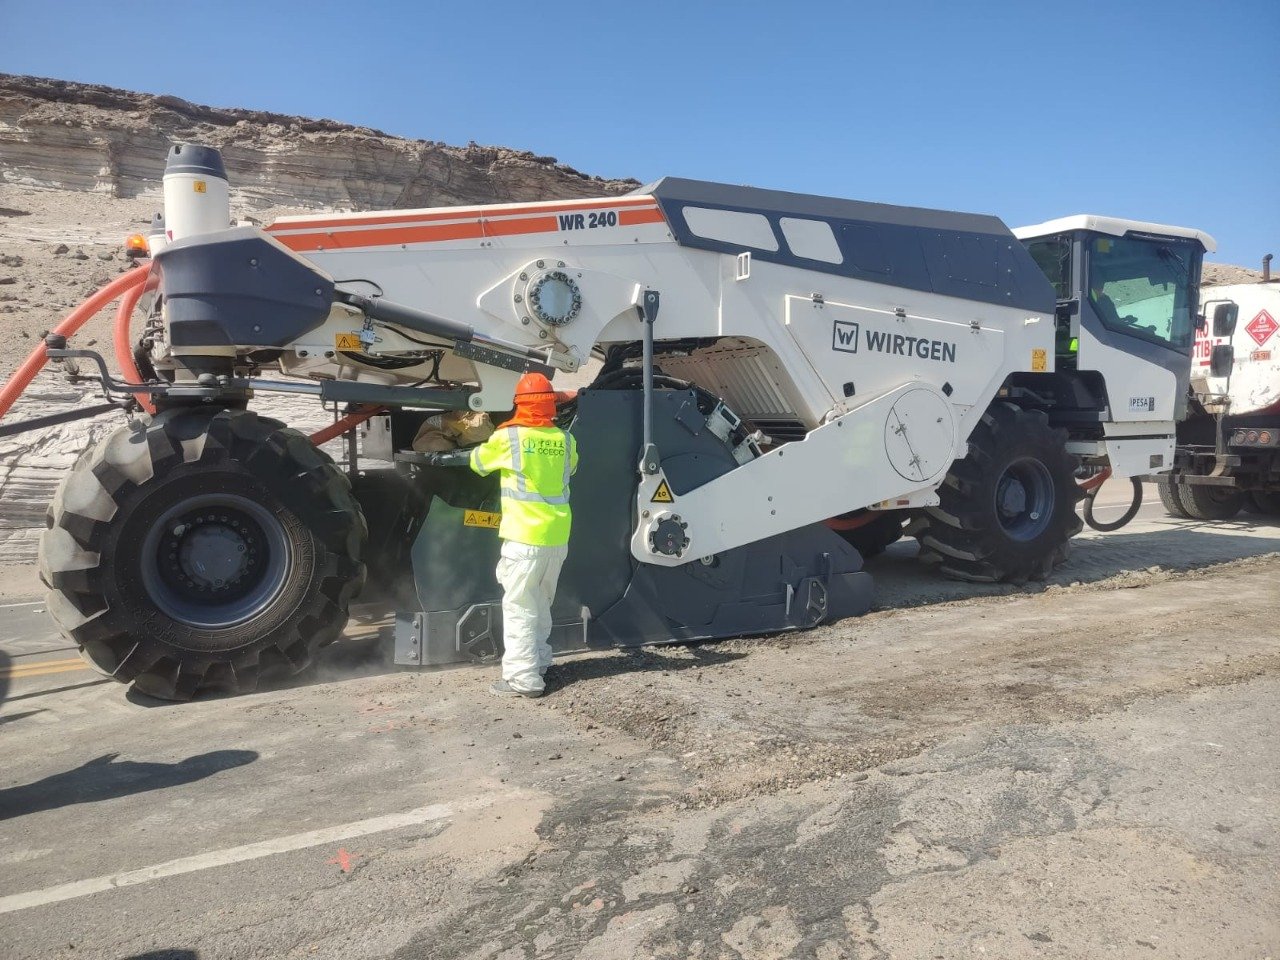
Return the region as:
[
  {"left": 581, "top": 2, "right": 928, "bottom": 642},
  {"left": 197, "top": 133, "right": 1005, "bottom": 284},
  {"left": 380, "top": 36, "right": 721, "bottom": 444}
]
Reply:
[
  {"left": 258, "top": 185, "right": 1056, "bottom": 563},
  {"left": 151, "top": 173, "right": 1211, "bottom": 566}
]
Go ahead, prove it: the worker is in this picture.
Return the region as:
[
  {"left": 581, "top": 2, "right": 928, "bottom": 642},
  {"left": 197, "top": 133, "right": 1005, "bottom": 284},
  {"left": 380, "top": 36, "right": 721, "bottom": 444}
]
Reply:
[{"left": 425, "top": 372, "right": 578, "bottom": 698}]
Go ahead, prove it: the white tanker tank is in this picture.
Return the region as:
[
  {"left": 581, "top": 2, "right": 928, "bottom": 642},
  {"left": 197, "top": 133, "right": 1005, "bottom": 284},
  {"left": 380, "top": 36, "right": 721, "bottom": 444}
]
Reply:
[
  {"left": 1194, "top": 277, "right": 1280, "bottom": 415},
  {"left": 1156, "top": 262, "right": 1280, "bottom": 518}
]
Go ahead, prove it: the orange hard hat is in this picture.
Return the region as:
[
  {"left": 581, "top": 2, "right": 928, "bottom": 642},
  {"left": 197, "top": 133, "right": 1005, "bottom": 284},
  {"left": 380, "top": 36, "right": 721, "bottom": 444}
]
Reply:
[{"left": 514, "top": 372, "right": 555, "bottom": 397}]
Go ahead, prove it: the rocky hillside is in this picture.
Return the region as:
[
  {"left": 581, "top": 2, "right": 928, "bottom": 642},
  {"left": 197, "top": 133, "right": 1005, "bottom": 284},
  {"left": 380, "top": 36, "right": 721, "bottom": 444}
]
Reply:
[{"left": 0, "top": 74, "right": 637, "bottom": 209}]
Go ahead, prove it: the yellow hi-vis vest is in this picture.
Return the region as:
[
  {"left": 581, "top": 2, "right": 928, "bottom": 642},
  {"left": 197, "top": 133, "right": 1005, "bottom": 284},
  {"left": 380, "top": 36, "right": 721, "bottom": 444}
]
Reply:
[{"left": 468, "top": 425, "right": 578, "bottom": 546}]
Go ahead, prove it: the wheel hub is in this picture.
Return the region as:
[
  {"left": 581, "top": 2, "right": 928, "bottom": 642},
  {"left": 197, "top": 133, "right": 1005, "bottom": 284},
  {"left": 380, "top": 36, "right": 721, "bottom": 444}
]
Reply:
[
  {"left": 166, "top": 514, "right": 259, "bottom": 594},
  {"left": 994, "top": 458, "right": 1054, "bottom": 542},
  {"left": 141, "top": 493, "right": 291, "bottom": 633}
]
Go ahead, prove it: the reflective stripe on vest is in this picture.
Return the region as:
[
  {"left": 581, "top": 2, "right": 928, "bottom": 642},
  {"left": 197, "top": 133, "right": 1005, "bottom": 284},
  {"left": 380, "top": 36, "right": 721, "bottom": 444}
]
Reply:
[{"left": 503, "top": 425, "right": 572, "bottom": 505}]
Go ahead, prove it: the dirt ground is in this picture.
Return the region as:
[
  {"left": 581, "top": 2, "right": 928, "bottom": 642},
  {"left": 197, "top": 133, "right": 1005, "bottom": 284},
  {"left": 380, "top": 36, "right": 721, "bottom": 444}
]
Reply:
[{"left": 1, "top": 488, "right": 1278, "bottom": 959}]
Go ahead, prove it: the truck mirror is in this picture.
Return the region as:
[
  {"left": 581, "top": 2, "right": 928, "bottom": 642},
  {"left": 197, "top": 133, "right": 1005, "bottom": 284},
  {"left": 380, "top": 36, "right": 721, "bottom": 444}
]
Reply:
[
  {"left": 1209, "top": 343, "right": 1234, "bottom": 377},
  {"left": 1195, "top": 313, "right": 1206, "bottom": 332},
  {"left": 1212, "top": 302, "right": 1239, "bottom": 338}
]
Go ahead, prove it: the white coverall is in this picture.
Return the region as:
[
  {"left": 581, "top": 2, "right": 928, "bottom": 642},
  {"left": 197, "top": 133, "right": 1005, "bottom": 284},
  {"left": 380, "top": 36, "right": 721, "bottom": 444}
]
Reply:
[{"left": 495, "top": 541, "right": 568, "bottom": 693}]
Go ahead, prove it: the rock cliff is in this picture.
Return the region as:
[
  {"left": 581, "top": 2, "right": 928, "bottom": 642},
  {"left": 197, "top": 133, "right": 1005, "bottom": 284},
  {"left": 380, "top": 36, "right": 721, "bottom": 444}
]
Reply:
[{"left": 0, "top": 73, "right": 637, "bottom": 209}]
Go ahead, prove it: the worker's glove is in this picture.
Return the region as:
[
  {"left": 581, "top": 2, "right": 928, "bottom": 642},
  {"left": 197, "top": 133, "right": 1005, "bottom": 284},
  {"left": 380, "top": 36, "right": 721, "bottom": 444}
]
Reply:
[{"left": 421, "top": 449, "right": 471, "bottom": 468}]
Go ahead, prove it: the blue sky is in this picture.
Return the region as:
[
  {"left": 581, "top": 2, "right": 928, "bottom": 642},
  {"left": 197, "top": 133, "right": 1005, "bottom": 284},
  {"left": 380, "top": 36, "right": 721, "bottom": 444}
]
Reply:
[{"left": 3, "top": 0, "right": 1276, "bottom": 265}]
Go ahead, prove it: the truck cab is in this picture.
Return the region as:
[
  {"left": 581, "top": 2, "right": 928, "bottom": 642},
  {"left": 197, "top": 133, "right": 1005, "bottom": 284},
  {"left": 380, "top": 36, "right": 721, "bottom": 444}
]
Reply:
[{"left": 1012, "top": 216, "right": 1214, "bottom": 478}]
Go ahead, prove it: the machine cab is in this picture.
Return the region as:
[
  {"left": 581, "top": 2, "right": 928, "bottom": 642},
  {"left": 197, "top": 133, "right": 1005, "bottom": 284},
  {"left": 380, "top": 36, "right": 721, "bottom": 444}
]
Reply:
[{"left": 1013, "top": 216, "right": 1214, "bottom": 424}]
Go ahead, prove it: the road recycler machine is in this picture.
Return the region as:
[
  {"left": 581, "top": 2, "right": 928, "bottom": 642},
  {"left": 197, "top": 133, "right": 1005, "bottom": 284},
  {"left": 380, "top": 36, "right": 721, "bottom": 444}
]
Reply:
[{"left": 23, "top": 144, "right": 1215, "bottom": 698}]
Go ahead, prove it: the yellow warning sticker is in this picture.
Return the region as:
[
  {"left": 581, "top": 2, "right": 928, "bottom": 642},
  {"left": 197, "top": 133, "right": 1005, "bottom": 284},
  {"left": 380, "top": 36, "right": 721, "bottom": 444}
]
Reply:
[
  {"left": 193, "top": 180, "right": 207, "bottom": 194},
  {"left": 334, "top": 333, "right": 363, "bottom": 350},
  {"left": 1031, "top": 348, "right": 1048, "bottom": 372},
  {"left": 650, "top": 480, "right": 674, "bottom": 503},
  {"left": 463, "top": 510, "right": 501, "bottom": 529}
]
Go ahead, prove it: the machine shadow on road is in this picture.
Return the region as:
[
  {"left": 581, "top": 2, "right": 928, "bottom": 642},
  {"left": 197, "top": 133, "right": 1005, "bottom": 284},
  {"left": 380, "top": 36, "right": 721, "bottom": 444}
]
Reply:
[
  {"left": 544, "top": 642, "right": 748, "bottom": 693},
  {"left": 0, "top": 749, "right": 258, "bottom": 820},
  {"left": 869, "top": 525, "right": 1280, "bottom": 612}
]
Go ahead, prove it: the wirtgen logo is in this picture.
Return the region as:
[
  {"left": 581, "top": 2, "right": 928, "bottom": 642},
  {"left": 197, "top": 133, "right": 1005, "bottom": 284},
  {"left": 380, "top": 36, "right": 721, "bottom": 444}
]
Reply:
[
  {"left": 832, "top": 319, "right": 957, "bottom": 363},
  {"left": 833, "top": 320, "right": 860, "bottom": 353}
]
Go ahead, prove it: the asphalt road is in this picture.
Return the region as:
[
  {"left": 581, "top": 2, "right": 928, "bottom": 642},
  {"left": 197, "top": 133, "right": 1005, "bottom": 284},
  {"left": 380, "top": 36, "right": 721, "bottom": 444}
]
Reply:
[{"left": 1, "top": 488, "right": 1278, "bottom": 959}]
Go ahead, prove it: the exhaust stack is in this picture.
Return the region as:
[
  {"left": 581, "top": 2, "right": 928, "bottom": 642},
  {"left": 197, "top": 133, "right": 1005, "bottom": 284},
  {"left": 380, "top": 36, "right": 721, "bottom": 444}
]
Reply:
[{"left": 1263, "top": 253, "right": 1273, "bottom": 283}]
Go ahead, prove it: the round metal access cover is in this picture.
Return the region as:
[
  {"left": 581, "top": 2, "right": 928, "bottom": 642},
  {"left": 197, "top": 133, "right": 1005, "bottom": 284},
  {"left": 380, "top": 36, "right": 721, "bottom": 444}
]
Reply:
[{"left": 883, "top": 387, "right": 955, "bottom": 483}]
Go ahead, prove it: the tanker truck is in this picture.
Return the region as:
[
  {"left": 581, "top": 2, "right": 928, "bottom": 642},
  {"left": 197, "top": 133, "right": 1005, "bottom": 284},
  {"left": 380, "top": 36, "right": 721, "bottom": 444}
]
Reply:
[
  {"left": 1153, "top": 261, "right": 1280, "bottom": 519},
  {"left": 9, "top": 144, "right": 1214, "bottom": 699}
]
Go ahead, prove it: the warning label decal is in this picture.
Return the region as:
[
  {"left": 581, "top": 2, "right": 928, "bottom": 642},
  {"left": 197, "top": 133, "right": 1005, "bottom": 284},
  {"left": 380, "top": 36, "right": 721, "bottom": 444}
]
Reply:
[
  {"left": 463, "top": 510, "right": 501, "bottom": 529},
  {"left": 650, "top": 480, "right": 674, "bottom": 503}
]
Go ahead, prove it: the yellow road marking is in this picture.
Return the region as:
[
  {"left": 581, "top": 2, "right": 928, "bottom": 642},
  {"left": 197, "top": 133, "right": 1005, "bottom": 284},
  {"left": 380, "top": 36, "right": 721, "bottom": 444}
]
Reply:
[{"left": 1, "top": 657, "right": 87, "bottom": 679}]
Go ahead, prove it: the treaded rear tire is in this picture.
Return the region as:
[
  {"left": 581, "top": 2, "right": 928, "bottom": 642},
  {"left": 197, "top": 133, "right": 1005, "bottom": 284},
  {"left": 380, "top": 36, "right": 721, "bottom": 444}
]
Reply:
[
  {"left": 1157, "top": 479, "right": 1191, "bottom": 518},
  {"left": 909, "top": 402, "right": 1083, "bottom": 584},
  {"left": 1245, "top": 490, "right": 1280, "bottom": 515},
  {"left": 39, "top": 408, "right": 366, "bottom": 700},
  {"left": 1177, "top": 482, "right": 1245, "bottom": 521}
]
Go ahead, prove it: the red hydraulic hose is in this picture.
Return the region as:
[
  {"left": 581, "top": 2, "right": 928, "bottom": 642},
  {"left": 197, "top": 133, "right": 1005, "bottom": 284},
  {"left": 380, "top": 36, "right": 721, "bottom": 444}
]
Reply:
[
  {"left": 0, "top": 266, "right": 151, "bottom": 421},
  {"left": 309, "top": 405, "right": 386, "bottom": 446},
  {"left": 825, "top": 512, "right": 880, "bottom": 532},
  {"left": 112, "top": 265, "right": 155, "bottom": 414},
  {"left": 1078, "top": 467, "right": 1112, "bottom": 494}
]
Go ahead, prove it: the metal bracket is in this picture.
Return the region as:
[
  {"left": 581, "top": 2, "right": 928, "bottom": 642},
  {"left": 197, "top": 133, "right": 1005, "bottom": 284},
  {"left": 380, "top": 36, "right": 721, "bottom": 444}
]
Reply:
[
  {"left": 456, "top": 603, "right": 501, "bottom": 661},
  {"left": 639, "top": 289, "right": 661, "bottom": 475},
  {"left": 453, "top": 339, "right": 555, "bottom": 376}
]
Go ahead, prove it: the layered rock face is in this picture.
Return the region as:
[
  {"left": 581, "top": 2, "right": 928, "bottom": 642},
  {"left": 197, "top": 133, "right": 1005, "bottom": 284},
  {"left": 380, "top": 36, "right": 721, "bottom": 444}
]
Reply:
[{"left": 0, "top": 74, "right": 637, "bottom": 210}]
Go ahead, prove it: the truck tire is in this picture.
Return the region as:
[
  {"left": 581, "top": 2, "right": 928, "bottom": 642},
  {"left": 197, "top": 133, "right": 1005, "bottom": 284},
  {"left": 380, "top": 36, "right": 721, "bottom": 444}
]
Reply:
[
  {"left": 39, "top": 408, "right": 366, "bottom": 700},
  {"left": 1177, "top": 483, "right": 1245, "bottom": 521},
  {"left": 1157, "top": 479, "right": 1192, "bottom": 519},
  {"left": 910, "top": 402, "right": 1082, "bottom": 584},
  {"left": 834, "top": 513, "right": 905, "bottom": 560},
  {"left": 1246, "top": 491, "right": 1280, "bottom": 515}
]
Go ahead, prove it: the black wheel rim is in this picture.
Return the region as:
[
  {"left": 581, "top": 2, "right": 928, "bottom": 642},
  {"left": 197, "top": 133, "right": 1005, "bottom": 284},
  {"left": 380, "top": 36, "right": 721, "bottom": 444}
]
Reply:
[
  {"left": 995, "top": 457, "right": 1055, "bottom": 542},
  {"left": 140, "top": 493, "right": 291, "bottom": 634}
]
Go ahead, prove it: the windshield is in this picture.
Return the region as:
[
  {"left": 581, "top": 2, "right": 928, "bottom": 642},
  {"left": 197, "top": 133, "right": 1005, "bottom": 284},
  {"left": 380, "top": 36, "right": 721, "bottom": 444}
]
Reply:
[
  {"left": 1087, "top": 235, "right": 1199, "bottom": 351},
  {"left": 1025, "top": 236, "right": 1072, "bottom": 301}
]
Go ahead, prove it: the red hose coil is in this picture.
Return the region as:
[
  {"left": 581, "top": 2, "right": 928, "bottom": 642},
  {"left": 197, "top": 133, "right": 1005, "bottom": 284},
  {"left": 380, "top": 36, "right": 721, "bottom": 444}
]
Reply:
[{"left": 0, "top": 266, "right": 151, "bottom": 421}]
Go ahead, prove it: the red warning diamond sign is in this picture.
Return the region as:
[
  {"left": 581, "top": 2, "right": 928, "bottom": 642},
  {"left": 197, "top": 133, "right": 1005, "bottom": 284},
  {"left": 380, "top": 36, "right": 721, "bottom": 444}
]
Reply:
[{"left": 1246, "top": 309, "right": 1277, "bottom": 347}]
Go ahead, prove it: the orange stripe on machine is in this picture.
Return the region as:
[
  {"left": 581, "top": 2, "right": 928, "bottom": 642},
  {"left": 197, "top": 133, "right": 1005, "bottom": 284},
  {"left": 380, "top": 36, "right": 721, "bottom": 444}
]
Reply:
[
  {"left": 269, "top": 202, "right": 666, "bottom": 252},
  {"left": 267, "top": 195, "right": 660, "bottom": 234}
]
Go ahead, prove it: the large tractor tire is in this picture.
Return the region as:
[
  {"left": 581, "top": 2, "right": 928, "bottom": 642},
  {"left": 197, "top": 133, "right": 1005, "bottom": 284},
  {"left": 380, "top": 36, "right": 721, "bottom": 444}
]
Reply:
[
  {"left": 909, "top": 402, "right": 1083, "bottom": 584},
  {"left": 1157, "top": 479, "right": 1191, "bottom": 518},
  {"left": 39, "top": 408, "right": 366, "bottom": 700},
  {"left": 1245, "top": 490, "right": 1280, "bottom": 515},
  {"left": 1176, "top": 483, "right": 1245, "bottom": 521}
]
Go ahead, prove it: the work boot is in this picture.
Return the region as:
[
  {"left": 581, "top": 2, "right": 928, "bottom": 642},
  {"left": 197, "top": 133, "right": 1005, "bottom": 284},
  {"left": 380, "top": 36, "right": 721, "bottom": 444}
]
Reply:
[{"left": 490, "top": 679, "right": 543, "bottom": 699}]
